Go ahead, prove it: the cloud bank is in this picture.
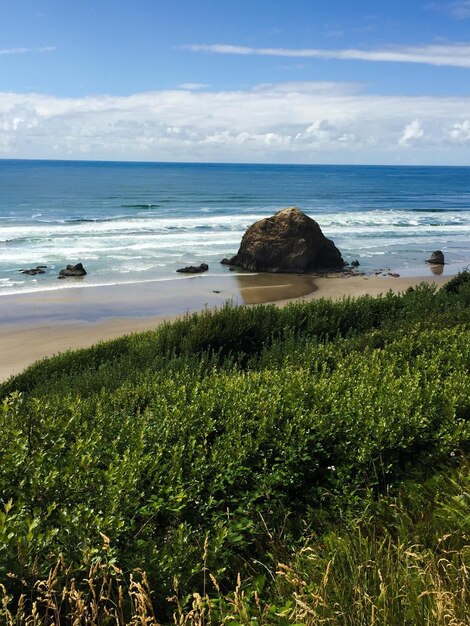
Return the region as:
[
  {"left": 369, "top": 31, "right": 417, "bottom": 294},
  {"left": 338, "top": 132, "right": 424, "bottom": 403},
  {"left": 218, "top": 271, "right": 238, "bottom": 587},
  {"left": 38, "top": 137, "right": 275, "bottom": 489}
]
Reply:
[
  {"left": 1, "top": 83, "right": 470, "bottom": 164},
  {"left": 184, "top": 42, "right": 470, "bottom": 69}
]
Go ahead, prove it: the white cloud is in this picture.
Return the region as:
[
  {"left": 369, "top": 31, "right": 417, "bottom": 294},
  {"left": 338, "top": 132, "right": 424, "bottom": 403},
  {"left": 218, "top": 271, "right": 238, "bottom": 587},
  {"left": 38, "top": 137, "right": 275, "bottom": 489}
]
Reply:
[
  {"left": 183, "top": 42, "right": 470, "bottom": 68},
  {"left": 0, "top": 83, "right": 470, "bottom": 164},
  {"left": 177, "top": 83, "right": 209, "bottom": 90},
  {"left": 0, "top": 48, "right": 29, "bottom": 55},
  {"left": 399, "top": 119, "right": 425, "bottom": 146},
  {"left": 448, "top": 119, "right": 470, "bottom": 142},
  {"left": 301, "top": 120, "right": 356, "bottom": 146},
  {"left": 252, "top": 81, "right": 363, "bottom": 95},
  {"left": 0, "top": 46, "right": 55, "bottom": 55}
]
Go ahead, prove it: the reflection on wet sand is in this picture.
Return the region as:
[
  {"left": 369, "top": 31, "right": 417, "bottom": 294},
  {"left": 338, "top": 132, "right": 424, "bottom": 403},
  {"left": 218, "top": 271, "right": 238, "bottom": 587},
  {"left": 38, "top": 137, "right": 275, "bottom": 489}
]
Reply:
[
  {"left": 0, "top": 273, "right": 318, "bottom": 326},
  {"left": 234, "top": 273, "right": 317, "bottom": 304},
  {"left": 429, "top": 264, "right": 444, "bottom": 276}
]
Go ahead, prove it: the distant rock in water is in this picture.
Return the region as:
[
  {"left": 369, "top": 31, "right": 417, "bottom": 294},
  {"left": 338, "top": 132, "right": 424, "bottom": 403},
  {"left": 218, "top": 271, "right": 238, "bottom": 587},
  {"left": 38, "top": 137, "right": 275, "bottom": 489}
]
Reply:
[
  {"left": 176, "top": 263, "right": 209, "bottom": 274},
  {"left": 59, "top": 263, "right": 87, "bottom": 277},
  {"left": 225, "top": 207, "right": 344, "bottom": 273},
  {"left": 426, "top": 250, "right": 445, "bottom": 265},
  {"left": 19, "top": 266, "right": 47, "bottom": 276}
]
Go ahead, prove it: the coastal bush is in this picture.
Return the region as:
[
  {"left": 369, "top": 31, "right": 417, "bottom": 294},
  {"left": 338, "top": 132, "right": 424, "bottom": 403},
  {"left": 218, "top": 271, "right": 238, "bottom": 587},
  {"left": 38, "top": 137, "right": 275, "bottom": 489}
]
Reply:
[
  {"left": 1, "top": 461, "right": 467, "bottom": 625},
  {"left": 0, "top": 283, "right": 469, "bottom": 622},
  {"left": 443, "top": 268, "right": 470, "bottom": 295}
]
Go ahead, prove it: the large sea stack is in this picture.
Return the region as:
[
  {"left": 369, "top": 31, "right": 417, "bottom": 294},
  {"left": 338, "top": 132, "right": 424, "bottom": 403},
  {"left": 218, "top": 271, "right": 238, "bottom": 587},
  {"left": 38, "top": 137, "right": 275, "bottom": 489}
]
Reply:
[
  {"left": 426, "top": 250, "right": 445, "bottom": 265},
  {"left": 225, "top": 207, "right": 344, "bottom": 273}
]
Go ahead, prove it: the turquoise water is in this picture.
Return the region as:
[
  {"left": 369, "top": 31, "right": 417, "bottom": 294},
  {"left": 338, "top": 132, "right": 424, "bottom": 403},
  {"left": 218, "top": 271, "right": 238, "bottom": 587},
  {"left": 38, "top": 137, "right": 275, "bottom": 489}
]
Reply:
[{"left": 0, "top": 159, "right": 469, "bottom": 294}]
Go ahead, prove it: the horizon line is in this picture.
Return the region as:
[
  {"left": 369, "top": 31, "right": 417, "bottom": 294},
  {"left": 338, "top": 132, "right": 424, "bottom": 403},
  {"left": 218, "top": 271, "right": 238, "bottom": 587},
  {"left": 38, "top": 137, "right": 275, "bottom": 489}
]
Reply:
[{"left": 1, "top": 156, "right": 469, "bottom": 169}]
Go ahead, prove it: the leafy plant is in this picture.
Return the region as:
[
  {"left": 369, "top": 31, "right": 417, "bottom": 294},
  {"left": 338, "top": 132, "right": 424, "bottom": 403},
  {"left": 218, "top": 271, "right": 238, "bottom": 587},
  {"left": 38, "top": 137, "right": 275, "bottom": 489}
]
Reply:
[{"left": 0, "top": 283, "right": 468, "bottom": 622}]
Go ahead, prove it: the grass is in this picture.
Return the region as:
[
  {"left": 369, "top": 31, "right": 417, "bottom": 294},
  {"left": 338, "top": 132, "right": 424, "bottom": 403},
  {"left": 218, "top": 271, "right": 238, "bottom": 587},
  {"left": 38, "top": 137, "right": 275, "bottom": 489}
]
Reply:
[
  {"left": 1, "top": 463, "right": 467, "bottom": 625},
  {"left": 0, "top": 271, "right": 469, "bottom": 624}
]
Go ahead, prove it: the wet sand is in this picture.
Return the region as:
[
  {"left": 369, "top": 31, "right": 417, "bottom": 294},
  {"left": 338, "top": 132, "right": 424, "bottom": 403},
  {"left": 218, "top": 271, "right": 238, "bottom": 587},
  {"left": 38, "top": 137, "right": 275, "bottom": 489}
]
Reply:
[{"left": 0, "top": 271, "right": 452, "bottom": 382}]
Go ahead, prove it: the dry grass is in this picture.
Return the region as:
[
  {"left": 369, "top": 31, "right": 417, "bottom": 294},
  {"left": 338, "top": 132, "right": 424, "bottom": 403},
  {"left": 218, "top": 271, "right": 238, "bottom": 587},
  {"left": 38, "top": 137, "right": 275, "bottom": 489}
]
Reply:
[
  {"left": 1, "top": 537, "right": 467, "bottom": 625},
  {"left": 278, "top": 541, "right": 469, "bottom": 625},
  {"left": 0, "top": 560, "right": 158, "bottom": 626}
]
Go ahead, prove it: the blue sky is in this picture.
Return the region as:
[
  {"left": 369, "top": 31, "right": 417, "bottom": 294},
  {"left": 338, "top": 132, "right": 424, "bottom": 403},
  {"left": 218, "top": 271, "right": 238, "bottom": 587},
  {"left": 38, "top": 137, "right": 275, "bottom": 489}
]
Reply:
[{"left": 1, "top": 0, "right": 470, "bottom": 163}]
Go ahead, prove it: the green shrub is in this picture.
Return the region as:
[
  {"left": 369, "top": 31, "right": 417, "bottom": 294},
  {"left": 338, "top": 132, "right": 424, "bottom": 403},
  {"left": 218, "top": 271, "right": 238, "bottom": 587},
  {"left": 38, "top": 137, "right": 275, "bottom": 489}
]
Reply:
[
  {"left": 0, "top": 282, "right": 469, "bottom": 621},
  {"left": 442, "top": 269, "right": 470, "bottom": 294}
]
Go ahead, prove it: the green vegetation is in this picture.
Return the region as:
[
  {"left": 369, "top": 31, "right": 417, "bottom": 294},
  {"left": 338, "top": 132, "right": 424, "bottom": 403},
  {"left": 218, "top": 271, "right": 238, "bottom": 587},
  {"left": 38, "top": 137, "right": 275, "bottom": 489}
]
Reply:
[{"left": 0, "top": 274, "right": 469, "bottom": 624}]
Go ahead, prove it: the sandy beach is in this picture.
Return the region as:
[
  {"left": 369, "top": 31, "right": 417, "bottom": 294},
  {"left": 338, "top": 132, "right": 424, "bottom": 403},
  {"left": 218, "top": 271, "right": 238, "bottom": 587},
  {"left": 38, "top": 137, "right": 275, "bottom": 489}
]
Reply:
[{"left": 0, "top": 268, "right": 454, "bottom": 382}]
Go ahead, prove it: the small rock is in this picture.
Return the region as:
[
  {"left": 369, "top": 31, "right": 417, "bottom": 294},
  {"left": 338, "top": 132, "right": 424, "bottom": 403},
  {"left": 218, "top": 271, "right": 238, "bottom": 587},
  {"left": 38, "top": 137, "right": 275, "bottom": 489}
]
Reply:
[
  {"left": 388, "top": 272, "right": 400, "bottom": 278},
  {"left": 212, "top": 290, "right": 221, "bottom": 293},
  {"left": 426, "top": 250, "right": 445, "bottom": 265},
  {"left": 220, "top": 258, "right": 232, "bottom": 265},
  {"left": 20, "top": 267, "right": 46, "bottom": 275},
  {"left": 351, "top": 260, "right": 360, "bottom": 267},
  {"left": 176, "top": 263, "right": 209, "bottom": 274},
  {"left": 59, "top": 262, "right": 87, "bottom": 277}
]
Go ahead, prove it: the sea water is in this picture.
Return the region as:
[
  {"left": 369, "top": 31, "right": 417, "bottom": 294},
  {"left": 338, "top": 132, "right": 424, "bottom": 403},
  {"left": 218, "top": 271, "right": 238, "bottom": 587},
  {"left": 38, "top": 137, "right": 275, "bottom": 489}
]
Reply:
[{"left": 0, "top": 159, "right": 469, "bottom": 295}]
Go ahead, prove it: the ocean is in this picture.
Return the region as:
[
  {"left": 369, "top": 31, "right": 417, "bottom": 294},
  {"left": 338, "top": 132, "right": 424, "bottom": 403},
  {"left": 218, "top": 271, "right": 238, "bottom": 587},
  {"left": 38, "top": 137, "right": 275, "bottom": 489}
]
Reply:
[{"left": 0, "top": 159, "right": 469, "bottom": 295}]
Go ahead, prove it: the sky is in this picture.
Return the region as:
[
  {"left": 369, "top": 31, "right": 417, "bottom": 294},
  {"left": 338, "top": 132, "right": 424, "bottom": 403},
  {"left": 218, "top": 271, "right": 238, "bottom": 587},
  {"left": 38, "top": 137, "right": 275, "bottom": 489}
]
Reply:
[{"left": 1, "top": 0, "right": 470, "bottom": 164}]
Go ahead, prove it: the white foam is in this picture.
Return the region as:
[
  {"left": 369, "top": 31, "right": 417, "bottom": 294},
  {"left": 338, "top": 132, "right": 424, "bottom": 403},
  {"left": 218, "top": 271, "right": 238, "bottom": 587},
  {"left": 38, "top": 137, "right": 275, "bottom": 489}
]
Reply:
[
  {"left": 1, "top": 207, "right": 469, "bottom": 296},
  {"left": 0, "top": 213, "right": 265, "bottom": 239}
]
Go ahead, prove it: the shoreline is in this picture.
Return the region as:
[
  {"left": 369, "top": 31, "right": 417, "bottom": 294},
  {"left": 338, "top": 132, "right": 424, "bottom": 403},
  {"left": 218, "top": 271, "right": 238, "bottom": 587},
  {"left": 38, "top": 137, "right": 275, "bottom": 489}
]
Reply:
[{"left": 0, "top": 270, "right": 454, "bottom": 382}]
